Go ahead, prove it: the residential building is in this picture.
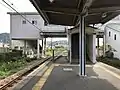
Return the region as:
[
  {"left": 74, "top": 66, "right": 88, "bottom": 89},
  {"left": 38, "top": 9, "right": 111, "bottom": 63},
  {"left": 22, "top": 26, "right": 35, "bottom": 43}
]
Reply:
[
  {"left": 105, "top": 23, "right": 120, "bottom": 59},
  {"left": 8, "top": 12, "right": 67, "bottom": 58},
  {"left": 8, "top": 12, "right": 45, "bottom": 57},
  {"left": 103, "top": 15, "right": 120, "bottom": 59}
]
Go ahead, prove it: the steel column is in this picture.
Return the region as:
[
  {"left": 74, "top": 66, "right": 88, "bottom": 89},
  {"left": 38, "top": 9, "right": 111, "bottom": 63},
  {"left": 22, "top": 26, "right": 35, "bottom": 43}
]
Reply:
[
  {"left": 44, "top": 38, "right": 46, "bottom": 55},
  {"left": 93, "top": 34, "right": 97, "bottom": 63},
  {"left": 41, "top": 39, "right": 44, "bottom": 57},
  {"left": 41, "top": 39, "right": 43, "bottom": 52},
  {"left": 42, "top": 38, "right": 46, "bottom": 57},
  {"left": 24, "top": 40, "right": 27, "bottom": 55},
  {"left": 67, "top": 32, "right": 72, "bottom": 63},
  {"left": 69, "top": 34, "right": 72, "bottom": 63},
  {"left": 51, "top": 37, "right": 52, "bottom": 50},
  {"left": 37, "top": 39, "right": 40, "bottom": 59},
  {"left": 97, "top": 37, "right": 100, "bottom": 57},
  {"left": 103, "top": 33, "right": 106, "bottom": 57},
  {"left": 79, "top": 16, "right": 86, "bottom": 76}
]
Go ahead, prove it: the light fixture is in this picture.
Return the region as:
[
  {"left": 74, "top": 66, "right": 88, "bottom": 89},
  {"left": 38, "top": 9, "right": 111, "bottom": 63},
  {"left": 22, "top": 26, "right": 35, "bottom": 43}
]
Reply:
[{"left": 49, "top": 0, "right": 54, "bottom": 3}]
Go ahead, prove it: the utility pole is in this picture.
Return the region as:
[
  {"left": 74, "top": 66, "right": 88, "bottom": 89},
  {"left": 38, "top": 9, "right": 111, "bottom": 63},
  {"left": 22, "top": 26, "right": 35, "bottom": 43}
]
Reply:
[{"left": 51, "top": 37, "right": 52, "bottom": 50}]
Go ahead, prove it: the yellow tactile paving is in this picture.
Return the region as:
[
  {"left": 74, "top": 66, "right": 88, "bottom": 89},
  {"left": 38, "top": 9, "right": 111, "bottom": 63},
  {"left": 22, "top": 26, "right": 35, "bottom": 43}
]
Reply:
[{"left": 32, "top": 64, "right": 54, "bottom": 90}]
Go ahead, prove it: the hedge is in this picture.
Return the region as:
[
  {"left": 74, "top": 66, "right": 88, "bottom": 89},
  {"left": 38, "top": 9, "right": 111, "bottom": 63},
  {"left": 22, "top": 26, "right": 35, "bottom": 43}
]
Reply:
[{"left": 0, "top": 50, "right": 23, "bottom": 62}]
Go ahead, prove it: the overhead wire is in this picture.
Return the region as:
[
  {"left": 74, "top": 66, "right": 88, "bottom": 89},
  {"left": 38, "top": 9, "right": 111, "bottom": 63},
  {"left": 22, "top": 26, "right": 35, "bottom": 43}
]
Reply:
[
  {"left": 6, "top": 0, "right": 20, "bottom": 11},
  {"left": 0, "top": 1, "right": 13, "bottom": 11},
  {"left": 2, "top": 0, "right": 43, "bottom": 33}
]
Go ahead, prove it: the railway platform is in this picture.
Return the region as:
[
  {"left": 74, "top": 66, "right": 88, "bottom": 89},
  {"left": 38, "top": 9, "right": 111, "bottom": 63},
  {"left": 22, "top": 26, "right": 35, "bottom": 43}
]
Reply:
[{"left": 10, "top": 56, "right": 120, "bottom": 90}]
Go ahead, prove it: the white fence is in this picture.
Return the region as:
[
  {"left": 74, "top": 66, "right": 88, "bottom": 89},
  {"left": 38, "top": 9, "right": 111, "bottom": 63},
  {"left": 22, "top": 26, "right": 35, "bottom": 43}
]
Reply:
[{"left": 0, "top": 47, "right": 10, "bottom": 53}]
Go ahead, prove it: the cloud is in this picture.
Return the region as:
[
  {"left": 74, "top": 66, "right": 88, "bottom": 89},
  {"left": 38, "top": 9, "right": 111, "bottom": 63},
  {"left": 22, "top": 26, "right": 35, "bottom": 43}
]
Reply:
[{"left": 0, "top": 0, "right": 37, "bottom": 33}]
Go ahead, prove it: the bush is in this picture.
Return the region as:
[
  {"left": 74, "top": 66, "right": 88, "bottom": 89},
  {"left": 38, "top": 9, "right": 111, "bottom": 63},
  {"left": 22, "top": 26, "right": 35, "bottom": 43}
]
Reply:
[
  {"left": 25, "top": 57, "right": 31, "bottom": 62},
  {"left": 12, "top": 49, "right": 23, "bottom": 57},
  {"left": 105, "top": 51, "right": 114, "bottom": 58},
  {"left": 0, "top": 53, "right": 5, "bottom": 62},
  {"left": 24, "top": 57, "right": 37, "bottom": 62},
  {"left": 55, "top": 46, "right": 64, "bottom": 48},
  {"left": 0, "top": 58, "right": 27, "bottom": 78},
  {"left": 0, "top": 51, "right": 36, "bottom": 78},
  {"left": 0, "top": 50, "right": 23, "bottom": 62}
]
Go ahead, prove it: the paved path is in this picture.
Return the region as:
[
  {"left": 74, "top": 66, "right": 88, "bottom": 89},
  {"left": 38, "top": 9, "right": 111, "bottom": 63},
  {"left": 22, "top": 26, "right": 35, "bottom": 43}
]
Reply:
[
  {"left": 41, "top": 57, "right": 120, "bottom": 90},
  {"left": 13, "top": 56, "right": 120, "bottom": 90}
]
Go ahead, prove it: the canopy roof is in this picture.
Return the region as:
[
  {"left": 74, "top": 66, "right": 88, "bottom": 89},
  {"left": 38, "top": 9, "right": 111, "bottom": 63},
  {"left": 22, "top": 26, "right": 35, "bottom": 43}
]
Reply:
[{"left": 30, "top": 0, "right": 120, "bottom": 26}]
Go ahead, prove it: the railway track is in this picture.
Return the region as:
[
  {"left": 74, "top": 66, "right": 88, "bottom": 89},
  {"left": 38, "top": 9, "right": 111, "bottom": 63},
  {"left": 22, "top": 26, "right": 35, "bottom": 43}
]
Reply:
[{"left": 0, "top": 55, "right": 61, "bottom": 90}]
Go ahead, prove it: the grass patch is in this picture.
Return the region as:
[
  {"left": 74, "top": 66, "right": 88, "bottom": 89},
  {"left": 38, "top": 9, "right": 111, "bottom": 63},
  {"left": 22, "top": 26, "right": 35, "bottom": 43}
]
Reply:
[
  {"left": 0, "top": 59, "right": 25, "bottom": 79},
  {"left": 46, "top": 47, "right": 67, "bottom": 56},
  {"left": 0, "top": 57, "right": 36, "bottom": 79}
]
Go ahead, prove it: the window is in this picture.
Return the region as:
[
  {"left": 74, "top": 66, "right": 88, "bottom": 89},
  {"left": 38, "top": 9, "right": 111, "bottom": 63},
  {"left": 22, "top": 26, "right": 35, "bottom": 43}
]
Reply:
[
  {"left": 32, "top": 20, "right": 37, "bottom": 25},
  {"left": 22, "top": 20, "right": 26, "bottom": 24},
  {"left": 114, "top": 34, "right": 116, "bottom": 40},
  {"left": 109, "top": 31, "right": 111, "bottom": 37},
  {"left": 14, "top": 46, "right": 18, "bottom": 49},
  {"left": 20, "top": 47, "right": 23, "bottom": 50}
]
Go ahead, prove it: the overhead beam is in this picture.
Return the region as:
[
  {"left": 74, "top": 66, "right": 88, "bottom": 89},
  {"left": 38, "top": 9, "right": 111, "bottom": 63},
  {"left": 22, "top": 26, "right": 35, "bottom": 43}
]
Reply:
[
  {"left": 75, "top": 0, "right": 94, "bottom": 26},
  {"left": 73, "top": 0, "right": 82, "bottom": 25},
  {"left": 89, "top": 6, "right": 120, "bottom": 14},
  {"left": 42, "top": 7, "right": 80, "bottom": 15},
  {"left": 81, "top": 0, "right": 95, "bottom": 15},
  {"left": 42, "top": 10, "right": 79, "bottom": 16},
  {"left": 30, "top": 0, "right": 49, "bottom": 24},
  {"left": 101, "top": 12, "right": 120, "bottom": 23}
]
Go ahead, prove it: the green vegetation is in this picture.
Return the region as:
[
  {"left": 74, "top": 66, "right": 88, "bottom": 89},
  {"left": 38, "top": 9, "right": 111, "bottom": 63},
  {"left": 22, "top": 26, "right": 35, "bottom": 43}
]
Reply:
[
  {"left": 0, "top": 50, "right": 22, "bottom": 62},
  {"left": 97, "top": 56, "right": 120, "bottom": 69},
  {"left": 0, "top": 46, "right": 67, "bottom": 79},
  {"left": 54, "top": 46, "right": 67, "bottom": 52},
  {"left": 0, "top": 50, "right": 36, "bottom": 79},
  {"left": 46, "top": 46, "right": 67, "bottom": 56},
  {"left": 46, "top": 48, "right": 53, "bottom": 56},
  {"left": 0, "top": 59, "right": 26, "bottom": 79}
]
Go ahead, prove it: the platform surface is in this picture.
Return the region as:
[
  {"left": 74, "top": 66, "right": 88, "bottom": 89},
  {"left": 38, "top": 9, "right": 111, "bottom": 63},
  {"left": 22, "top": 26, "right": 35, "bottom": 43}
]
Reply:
[
  {"left": 41, "top": 57, "right": 120, "bottom": 90},
  {"left": 14, "top": 57, "right": 120, "bottom": 90}
]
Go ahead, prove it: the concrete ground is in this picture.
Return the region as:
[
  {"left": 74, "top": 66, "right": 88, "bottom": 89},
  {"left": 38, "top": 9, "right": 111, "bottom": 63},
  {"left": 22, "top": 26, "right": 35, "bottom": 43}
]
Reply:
[
  {"left": 41, "top": 57, "right": 120, "bottom": 90},
  {"left": 13, "top": 56, "right": 120, "bottom": 90}
]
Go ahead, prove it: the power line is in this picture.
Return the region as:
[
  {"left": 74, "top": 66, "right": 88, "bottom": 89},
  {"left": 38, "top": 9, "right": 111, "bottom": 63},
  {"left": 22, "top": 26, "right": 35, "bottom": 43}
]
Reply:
[
  {"left": 2, "top": 0, "right": 43, "bottom": 32},
  {"left": 2, "top": 0, "right": 42, "bottom": 32},
  {"left": 6, "top": 0, "right": 20, "bottom": 11},
  {"left": 0, "top": 1, "right": 13, "bottom": 11}
]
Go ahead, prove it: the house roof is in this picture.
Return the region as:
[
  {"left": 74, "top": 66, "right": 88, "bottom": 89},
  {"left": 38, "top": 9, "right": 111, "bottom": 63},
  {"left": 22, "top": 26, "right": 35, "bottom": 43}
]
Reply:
[
  {"left": 7, "top": 12, "right": 39, "bottom": 15},
  {"left": 29, "top": 0, "right": 120, "bottom": 26},
  {"left": 106, "top": 23, "right": 120, "bottom": 32}
]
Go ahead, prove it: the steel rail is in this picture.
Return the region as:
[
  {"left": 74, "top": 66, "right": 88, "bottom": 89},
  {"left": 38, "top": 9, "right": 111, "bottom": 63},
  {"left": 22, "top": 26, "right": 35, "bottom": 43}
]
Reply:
[{"left": 0, "top": 57, "right": 52, "bottom": 90}]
